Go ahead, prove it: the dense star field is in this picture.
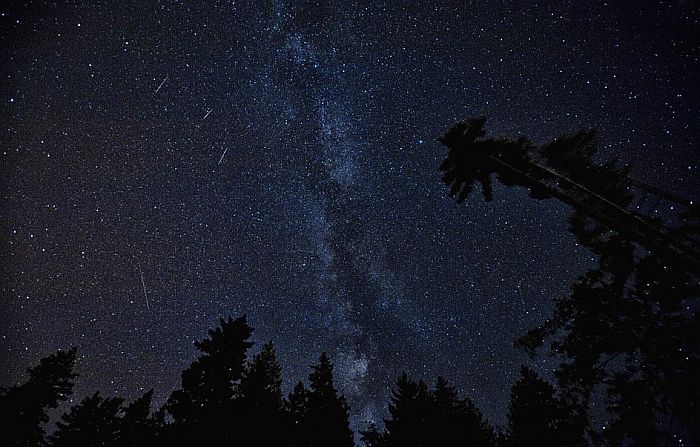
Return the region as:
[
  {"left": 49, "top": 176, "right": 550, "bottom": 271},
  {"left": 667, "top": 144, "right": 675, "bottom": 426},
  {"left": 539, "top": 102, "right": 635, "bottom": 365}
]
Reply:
[{"left": 1, "top": 1, "right": 698, "bottom": 431}]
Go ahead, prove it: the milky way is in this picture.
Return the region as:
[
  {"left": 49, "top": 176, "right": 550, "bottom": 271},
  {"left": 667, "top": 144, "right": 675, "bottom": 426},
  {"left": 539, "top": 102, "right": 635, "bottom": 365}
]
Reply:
[{"left": 1, "top": 1, "right": 697, "bottom": 431}]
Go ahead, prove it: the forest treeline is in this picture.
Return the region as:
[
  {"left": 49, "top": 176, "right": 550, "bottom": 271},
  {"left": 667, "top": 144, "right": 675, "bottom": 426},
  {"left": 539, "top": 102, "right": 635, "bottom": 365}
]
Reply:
[
  {"left": 2, "top": 118, "right": 698, "bottom": 446},
  {"left": 0, "top": 316, "right": 584, "bottom": 446}
]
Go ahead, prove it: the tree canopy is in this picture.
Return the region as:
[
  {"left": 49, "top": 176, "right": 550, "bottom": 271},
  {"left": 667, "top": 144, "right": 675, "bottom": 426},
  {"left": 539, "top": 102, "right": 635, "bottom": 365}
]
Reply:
[{"left": 440, "top": 117, "right": 700, "bottom": 445}]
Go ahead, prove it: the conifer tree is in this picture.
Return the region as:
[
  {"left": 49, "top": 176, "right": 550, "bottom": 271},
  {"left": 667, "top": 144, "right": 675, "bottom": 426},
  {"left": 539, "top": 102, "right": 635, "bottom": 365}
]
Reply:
[
  {"left": 0, "top": 348, "right": 78, "bottom": 446},
  {"left": 49, "top": 390, "right": 158, "bottom": 447},
  {"left": 506, "top": 366, "right": 584, "bottom": 447},
  {"left": 119, "top": 390, "right": 159, "bottom": 446},
  {"left": 237, "top": 340, "right": 289, "bottom": 444},
  {"left": 286, "top": 381, "right": 311, "bottom": 445},
  {"left": 380, "top": 372, "right": 429, "bottom": 446},
  {"left": 165, "top": 315, "right": 254, "bottom": 443},
  {"left": 429, "top": 376, "right": 496, "bottom": 446},
  {"left": 367, "top": 373, "right": 497, "bottom": 447},
  {"left": 305, "top": 353, "right": 354, "bottom": 447},
  {"left": 49, "top": 392, "right": 123, "bottom": 446},
  {"left": 239, "top": 341, "right": 283, "bottom": 410}
]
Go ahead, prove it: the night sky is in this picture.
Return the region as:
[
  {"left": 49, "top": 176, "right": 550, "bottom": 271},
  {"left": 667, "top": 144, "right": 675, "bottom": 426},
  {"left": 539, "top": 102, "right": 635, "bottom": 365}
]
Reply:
[{"left": 2, "top": 0, "right": 698, "bottom": 432}]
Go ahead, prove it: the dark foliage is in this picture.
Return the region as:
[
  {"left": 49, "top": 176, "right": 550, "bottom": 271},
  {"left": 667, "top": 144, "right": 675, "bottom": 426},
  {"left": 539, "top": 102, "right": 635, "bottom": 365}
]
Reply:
[
  {"left": 440, "top": 117, "right": 700, "bottom": 445},
  {"left": 0, "top": 347, "right": 77, "bottom": 446},
  {"left": 439, "top": 117, "right": 700, "bottom": 275},
  {"left": 507, "top": 366, "right": 585, "bottom": 446},
  {"left": 164, "top": 315, "right": 254, "bottom": 443},
  {"left": 49, "top": 390, "right": 159, "bottom": 447},
  {"left": 237, "top": 340, "right": 291, "bottom": 445},
  {"left": 362, "top": 373, "right": 497, "bottom": 447},
  {"left": 302, "top": 353, "right": 355, "bottom": 447}
]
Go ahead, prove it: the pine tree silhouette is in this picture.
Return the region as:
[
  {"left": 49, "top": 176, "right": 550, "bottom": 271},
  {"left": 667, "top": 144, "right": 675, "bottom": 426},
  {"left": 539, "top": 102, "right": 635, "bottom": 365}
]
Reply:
[
  {"left": 237, "top": 340, "right": 290, "bottom": 444},
  {"left": 304, "top": 353, "right": 354, "bottom": 447},
  {"left": 379, "top": 372, "right": 430, "bottom": 446},
  {"left": 119, "top": 390, "right": 160, "bottom": 446},
  {"left": 0, "top": 347, "right": 78, "bottom": 446},
  {"left": 49, "top": 392, "right": 123, "bottom": 446},
  {"left": 286, "top": 380, "right": 311, "bottom": 445},
  {"left": 48, "top": 390, "right": 158, "bottom": 447},
  {"left": 506, "top": 366, "right": 585, "bottom": 447},
  {"left": 516, "top": 238, "right": 700, "bottom": 444},
  {"left": 239, "top": 341, "right": 283, "bottom": 410},
  {"left": 365, "top": 373, "right": 497, "bottom": 446},
  {"left": 429, "top": 376, "right": 496, "bottom": 446},
  {"left": 164, "top": 315, "right": 254, "bottom": 444}
]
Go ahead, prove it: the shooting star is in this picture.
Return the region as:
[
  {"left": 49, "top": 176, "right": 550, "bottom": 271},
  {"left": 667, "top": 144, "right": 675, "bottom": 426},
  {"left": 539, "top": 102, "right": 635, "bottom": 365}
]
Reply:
[
  {"left": 202, "top": 108, "right": 213, "bottom": 121},
  {"left": 155, "top": 76, "right": 168, "bottom": 93},
  {"left": 138, "top": 265, "right": 150, "bottom": 311},
  {"left": 218, "top": 147, "right": 229, "bottom": 165}
]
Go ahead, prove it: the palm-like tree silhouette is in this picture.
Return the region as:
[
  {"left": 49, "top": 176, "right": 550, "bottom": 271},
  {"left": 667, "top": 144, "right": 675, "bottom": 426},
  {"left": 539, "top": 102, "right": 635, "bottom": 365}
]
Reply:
[
  {"left": 439, "top": 116, "right": 498, "bottom": 202},
  {"left": 439, "top": 117, "right": 700, "bottom": 275}
]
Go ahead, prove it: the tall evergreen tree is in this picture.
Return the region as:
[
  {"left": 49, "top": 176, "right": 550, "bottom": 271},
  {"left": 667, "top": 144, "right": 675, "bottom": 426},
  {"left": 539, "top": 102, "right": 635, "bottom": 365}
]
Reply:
[
  {"left": 429, "top": 376, "right": 496, "bottom": 446},
  {"left": 238, "top": 341, "right": 283, "bottom": 410},
  {"left": 365, "top": 373, "right": 496, "bottom": 447},
  {"left": 49, "top": 392, "right": 123, "bottom": 446},
  {"left": 379, "top": 372, "right": 429, "bottom": 446},
  {"left": 49, "top": 390, "right": 158, "bottom": 447},
  {"left": 506, "top": 366, "right": 584, "bottom": 447},
  {"left": 165, "top": 315, "right": 254, "bottom": 443},
  {"left": 237, "top": 340, "right": 289, "bottom": 444},
  {"left": 305, "top": 353, "right": 354, "bottom": 447},
  {"left": 286, "top": 381, "right": 311, "bottom": 446},
  {"left": 0, "top": 348, "right": 78, "bottom": 446},
  {"left": 118, "top": 390, "right": 160, "bottom": 446}
]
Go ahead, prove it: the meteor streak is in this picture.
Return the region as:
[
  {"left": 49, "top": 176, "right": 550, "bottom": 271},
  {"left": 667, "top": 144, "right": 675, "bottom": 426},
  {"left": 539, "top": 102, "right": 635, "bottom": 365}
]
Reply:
[
  {"left": 155, "top": 76, "right": 168, "bottom": 93},
  {"left": 138, "top": 266, "right": 150, "bottom": 310},
  {"left": 218, "top": 147, "right": 228, "bottom": 165}
]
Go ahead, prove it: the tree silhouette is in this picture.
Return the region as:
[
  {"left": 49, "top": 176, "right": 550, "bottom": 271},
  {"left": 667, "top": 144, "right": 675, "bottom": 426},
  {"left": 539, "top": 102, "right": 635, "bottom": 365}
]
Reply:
[
  {"left": 49, "top": 392, "right": 123, "bottom": 446},
  {"left": 11, "top": 303, "right": 695, "bottom": 445},
  {"left": 506, "top": 366, "right": 584, "bottom": 447},
  {"left": 2, "top": 320, "right": 510, "bottom": 446},
  {"left": 440, "top": 118, "right": 700, "bottom": 444},
  {"left": 304, "top": 353, "right": 354, "bottom": 447},
  {"left": 0, "top": 347, "right": 78, "bottom": 446},
  {"left": 239, "top": 341, "right": 283, "bottom": 410},
  {"left": 439, "top": 117, "right": 700, "bottom": 275},
  {"left": 164, "top": 315, "right": 254, "bottom": 443},
  {"left": 516, "top": 236, "right": 700, "bottom": 444},
  {"left": 429, "top": 376, "right": 497, "bottom": 446},
  {"left": 286, "top": 380, "right": 311, "bottom": 445},
  {"left": 364, "top": 372, "right": 429, "bottom": 446},
  {"left": 364, "top": 373, "right": 497, "bottom": 446},
  {"left": 237, "top": 340, "right": 290, "bottom": 445},
  {"left": 48, "top": 390, "right": 158, "bottom": 447},
  {"left": 118, "top": 390, "right": 160, "bottom": 446}
]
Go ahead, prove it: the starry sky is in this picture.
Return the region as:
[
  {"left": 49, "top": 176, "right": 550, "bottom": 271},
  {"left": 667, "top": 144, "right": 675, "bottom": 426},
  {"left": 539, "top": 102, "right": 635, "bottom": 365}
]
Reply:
[{"left": 1, "top": 0, "right": 698, "bottom": 432}]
